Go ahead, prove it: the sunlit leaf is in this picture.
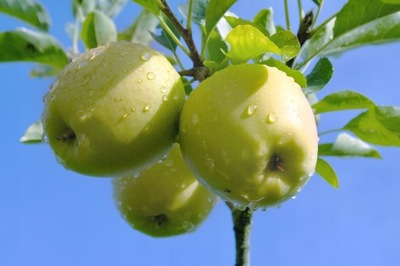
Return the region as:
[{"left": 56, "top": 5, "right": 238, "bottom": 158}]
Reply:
[
  {"left": 224, "top": 16, "right": 269, "bottom": 36},
  {"left": 205, "top": 0, "right": 237, "bottom": 34},
  {"left": 316, "top": 158, "right": 339, "bottom": 188},
  {"left": 305, "top": 57, "right": 333, "bottom": 93},
  {"left": 118, "top": 9, "right": 158, "bottom": 45},
  {"left": 270, "top": 30, "right": 300, "bottom": 61},
  {"left": 344, "top": 106, "right": 400, "bottom": 146},
  {"left": 319, "top": 133, "right": 381, "bottom": 158},
  {"left": 81, "top": 10, "right": 117, "bottom": 49},
  {"left": 0, "top": 0, "right": 50, "bottom": 31},
  {"left": 0, "top": 28, "right": 68, "bottom": 69},
  {"left": 262, "top": 58, "right": 307, "bottom": 88},
  {"left": 225, "top": 25, "right": 281, "bottom": 63},
  {"left": 253, "top": 8, "right": 275, "bottom": 35},
  {"left": 313, "top": 90, "right": 375, "bottom": 114},
  {"left": 20, "top": 121, "right": 43, "bottom": 144},
  {"left": 97, "top": 0, "right": 128, "bottom": 18},
  {"left": 132, "top": 0, "right": 160, "bottom": 15}
]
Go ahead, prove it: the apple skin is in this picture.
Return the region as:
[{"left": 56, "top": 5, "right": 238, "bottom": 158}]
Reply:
[
  {"left": 179, "top": 64, "right": 318, "bottom": 209},
  {"left": 113, "top": 144, "right": 217, "bottom": 237},
  {"left": 42, "top": 41, "right": 185, "bottom": 177}
]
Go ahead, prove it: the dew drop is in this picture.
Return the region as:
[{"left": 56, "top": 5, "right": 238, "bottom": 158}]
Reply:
[
  {"left": 192, "top": 113, "right": 199, "bottom": 124},
  {"left": 160, "top": 87, "right": 168, "bottom": 93},
  {"left": 162, "top": 95, "right": 168, "bottom": 101},
  {"left": 147, "top": 72, "right": 155, "bottom": 80},
  {"left": 137, "top": 79, "right": 143, "bottom": 83},
  {"left": 143, "top": 104, "right": 151, "bottom": 112},
  {"left": 246, "top": 105, "right": 257, "bottom": 116},
  {"left": 266, "top": 112, "right": 278, "bottom": 123},
  {"left": 182, "top": 221, "right": 195, "bottom": 232},
  {"left": 141, "top": 52, "right": 151, "bottom": 61}
]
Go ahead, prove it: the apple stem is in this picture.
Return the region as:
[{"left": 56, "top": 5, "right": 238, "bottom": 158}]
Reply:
[{"left": 229, "top": 203, "right": 253, "bottom": 266}]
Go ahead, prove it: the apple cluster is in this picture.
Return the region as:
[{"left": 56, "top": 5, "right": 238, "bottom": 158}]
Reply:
[{"left": 42, "top": 41, "right": 318, "bottom": 237}]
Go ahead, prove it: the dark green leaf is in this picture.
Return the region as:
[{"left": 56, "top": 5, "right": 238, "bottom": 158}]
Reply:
[
  {"left": 0, "top": 0, "right": 50, "bottom": 31},
  {"left": 319, "top": 133, "right": 381, "bottom": 158},
  {"left": 81, "top": 11, "right": 117, "bottom": 49},
  {"left": 118, "top": 9, "right": 158, "bottom": 45},
  {"left": 72, "top": 0, "right": 96, "bottom": 17},
  {"left": 20, "top": 121, "right": 43, "bottom": 144},
  {"left": 0, "top": 29, "right": 68, "bottom": 69},
  {"left": 253, "top": 8, "right": 275, "bottom": 36},
  {"left": 204, "top": 29, "right": 228, "bottom": 63},
  {"left": 305, "top": 57, "right": 333, "bottom": 93},
  {"left": 225, "top": 25, "right": 281, "bottom": 63},
  {"left": 316, "top": 158, "right": 339, "bottom": 188},
  {"left": 380, "top": 0, "right": 400, "bottom": 3},
  {"left": 313, "top": 90, "right": 375, "bottom": 114},
  {"left": 344, "top": 106, "right": 400, "bottom": 146},
  {"left": 150, "top": 15, "right": 180, "bottom": 51},
  {"left": 97, "top": 0, "right": 128, "bottom": 18},
  {"left": 132, "top": 0, "right": 160, "bottom": 15},
  {"left": 205, "top": 0, "right": 237, "bottom": 34},
  {"left": 262, "top": 58, "right": 307, "bottom": 88},
  {"left": 270, "top": 30, "right": 300, "bottom": 61}
]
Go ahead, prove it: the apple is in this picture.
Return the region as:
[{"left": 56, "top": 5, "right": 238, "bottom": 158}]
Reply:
[
  {"left": 42, "top": 41, "right": 185, "bottom": 177},
  {"left": 179, "top": 64, "right": 318, "bottom": 209},
  {"left": 113, "top": 143, "right": 217, "bottom": 237}
]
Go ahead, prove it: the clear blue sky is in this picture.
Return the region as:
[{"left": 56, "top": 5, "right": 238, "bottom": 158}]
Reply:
[{"left": 1, "top": 1, "right": 400, "bottom": 266}]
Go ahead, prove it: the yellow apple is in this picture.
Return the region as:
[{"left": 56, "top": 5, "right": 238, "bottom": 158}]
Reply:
[
  {"left": 179, "top": 64, "right": 318, "bottom": 209},
  {"left": 42, "top": 41, "right": 185, "bottom": 176}
]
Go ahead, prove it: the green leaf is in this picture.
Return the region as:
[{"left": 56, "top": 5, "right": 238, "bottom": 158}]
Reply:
[
  {"left": 97, "top": 0, "right": 128, "bottom": 18},
  {"left": 0, "top": 0, "right": 50, "bottom": 31},
  {"left": 344, "top": 106, "right": 400, "bottom": 146},
  {"left": 253, "top": 8, "right": 275, "bottom": 36},
  {"left": 81, "top": 11, "right": 117, "bottom": 49},
  {"left": 319, "top": 133, "right": 381, "bottom": 158},
  {"left": 178, "top": 0, "right": 209, "bottom": 26},
  {"left": 316, "top": 158, "right": 339, "bottom": 188},
  {"left": 296, "top": 0, "right": 400, "bottom": 68},
  {"left": 0, "top": 28, "right": 68, "bottom": 69},
  {"left": 225, "top": 25, "right": 281, "bottom": 63},
  {"left": 312, "top": 0, "right": 321, "bottom": 6},
  {"left": 205, "top": 0, "right": 237, "bottom": 34},
  {"left": 118, "top": 9, "right": 158, "bottom": 45},
  {"left": 72, "top": 0, "right": 96, "bottom": 17},
  {"left": 204, "top": 29, "right": 228, "bottom": 63},
  {"left": 150, "top": 15, "right": 181, "bottom": 51},
  {"left": 312, "top": 90, "right": 375, "bottom": 114},
  {"left": 262, "top": 58, "right": 307, "bottom": 88},
  {"left": 132, "top": 0, "right": 160, "bottom": 15},
  {"left": 20, "top": 121, "right": 43, "bottom": 144},
  {"left": 224, "top": 16, "right": 270, "bottom": 36},
  {"left": 305, "top": 57, "right": 333, "bottom": 93},
  {"left": 380, "top": 0, "right": 400, "bottom": 3},
  {"left": 270, "top": 30, "right": 300, "bottom": 61}
]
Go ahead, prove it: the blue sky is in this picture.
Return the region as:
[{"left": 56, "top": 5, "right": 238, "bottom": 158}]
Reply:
[{"left": 1, "top": 1, "right": 400, "bottom": 265}]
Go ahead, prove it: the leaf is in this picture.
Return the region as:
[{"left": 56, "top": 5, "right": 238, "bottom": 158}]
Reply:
[
  {"left": 204, "top": 29, "right": 228, "bottom": 63},
  {"left": 305, "top": 57, "right": 333, "bottom": 93},
  {"left": 150, "top": 15, "right": 181, "bottom": 51},
  {"left": 296, "top": 0, "right": 400, "bottom": 68},
  {"left": 20, "top": 121, "right": 43, "bottom": 144},
  {"left": 0, "top": 28, "right": 68, "bottom": 69},
  {"left": 225, "top": 25, "right": 281, "bottom": 63},
  {"left": 344, "top": 106, "right": 400, "bottom": 146},
  {"left": 205, "top": 0, "right": 237, "bottom": 34},
  {"left": 319, "top": 133, "right": 381, "bottom": 158},
  {"left": 316, "top": 158, "right": 339, "bottom": 188},
  {"left": 97, "top": 0, "right": 128, "bottom": 18},
  {"left": 118, "top": 9, "right": 158, "bottom": 45},
  {"left": 312, "top": 0, "right": 321, "bottom": 6},
  {"left": 81, "top": 11, "right": 117, "bottom": 49},
  {"left": 72, "top": 0, "right": 96, "bottom": 17},
  {"left": 270, "top": 31, "right": 300, "bottom": 61},
  {"left": 253, "top": 8, "right": 275, "bottom": 36},
  {"left": 312, "top": 90, "right": 375, "bottom": 114},
  {"left": 224, "top": 16, "right": 270, "bottom": 36},
  {"left": 262, "top": 58, "right": 307, "bottom": 88},
  {"left": 0, "top": 0, "right": 50, "bottom": 31},
  {"left": 178, "top": 0, "right": 209, "bottom": 26},
  {"left": 132, "top": 0, "right": 160, "bottom": 15},
  {"left": 380, "top": 0, "right": 400, "bottom": 3}
]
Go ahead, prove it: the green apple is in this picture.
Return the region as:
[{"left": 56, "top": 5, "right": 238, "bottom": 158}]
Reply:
[
  {"left": 179, "top": 64, "right": 318, "bottom": 209},
  {"left": 113, "top": 143, "right": 217, "bottom": 237},
  {"left": 42, "top": 41, "right": 185, "bottom": 176}
]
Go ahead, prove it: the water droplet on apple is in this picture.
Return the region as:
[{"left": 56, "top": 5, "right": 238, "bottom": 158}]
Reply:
[
  {"left": 140, "top": 52, "right": 151, "bottom": 61},
  {"left": 50, "top": 79, "right": 59, "bottom": 91},
  {"left": 147, "top": 72, "right": 155, "bottom": 80},
  {"left": 162, "top": 95, "right": 168, "bottom": 101},
  {"left": 266, "top": 112, "right": 278, "bottom": 123},
  {"left": 192, "top": 113, "right": 199, "bottom": 124},
  {"left": 137, "top": 79, "right": 143, "bottom": 83},
  {"left": 160, "top": 86, "right": 168, "bottom": 93},
  {"left": 246, "top": 105, "right": 257, "bottom": 116},
  {"left": 182, "top": 221, "right": 195, "bottom": 232},
  {"left": 143, "top": 104, "right": 151, "bottom": 112}
]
